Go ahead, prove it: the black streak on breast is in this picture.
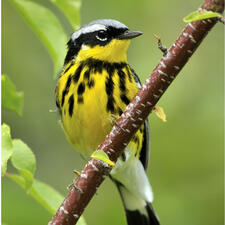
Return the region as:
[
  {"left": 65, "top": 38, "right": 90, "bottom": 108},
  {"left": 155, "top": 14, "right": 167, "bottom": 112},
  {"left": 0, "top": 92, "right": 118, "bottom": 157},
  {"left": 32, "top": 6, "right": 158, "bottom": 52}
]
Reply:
[{"left": 68, "top": 94, "right": 74, "bottom": 117}]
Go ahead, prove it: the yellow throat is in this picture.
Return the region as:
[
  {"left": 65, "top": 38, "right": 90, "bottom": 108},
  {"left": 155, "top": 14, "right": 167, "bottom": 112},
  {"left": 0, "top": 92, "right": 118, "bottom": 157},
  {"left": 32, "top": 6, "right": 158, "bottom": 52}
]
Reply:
[{"left": 77, "top": 39, "right": 130, "bottom": 63}]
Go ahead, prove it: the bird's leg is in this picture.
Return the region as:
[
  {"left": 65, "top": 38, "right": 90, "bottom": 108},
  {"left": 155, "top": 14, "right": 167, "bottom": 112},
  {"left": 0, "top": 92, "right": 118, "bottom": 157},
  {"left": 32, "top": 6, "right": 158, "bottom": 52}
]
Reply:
[{"left": 154, "top": 34, "right": 168, "bottom": 56}]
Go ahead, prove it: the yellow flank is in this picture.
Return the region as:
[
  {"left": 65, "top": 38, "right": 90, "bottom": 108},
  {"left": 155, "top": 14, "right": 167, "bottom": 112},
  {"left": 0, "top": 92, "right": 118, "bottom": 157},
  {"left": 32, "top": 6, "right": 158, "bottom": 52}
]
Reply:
[{"left": 56, "top": 39, "right": 144, "bottom": 158}]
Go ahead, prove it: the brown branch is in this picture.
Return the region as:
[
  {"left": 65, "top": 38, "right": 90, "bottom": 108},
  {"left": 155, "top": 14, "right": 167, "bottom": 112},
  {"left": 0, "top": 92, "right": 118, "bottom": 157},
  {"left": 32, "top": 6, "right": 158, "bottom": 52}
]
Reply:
[{"left": 49, "top": 0, "right": 224, "bottom": 224}]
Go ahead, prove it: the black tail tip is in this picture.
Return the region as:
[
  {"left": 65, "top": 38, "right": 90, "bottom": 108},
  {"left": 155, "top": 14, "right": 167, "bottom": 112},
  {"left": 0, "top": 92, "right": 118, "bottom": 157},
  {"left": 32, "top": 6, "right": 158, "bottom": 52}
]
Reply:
[
  {"left": 146, "top": 203, "right": 160, "bottom": 225},
  {"left": 125, "top": 203, "right": 160, "bottom": 225}
]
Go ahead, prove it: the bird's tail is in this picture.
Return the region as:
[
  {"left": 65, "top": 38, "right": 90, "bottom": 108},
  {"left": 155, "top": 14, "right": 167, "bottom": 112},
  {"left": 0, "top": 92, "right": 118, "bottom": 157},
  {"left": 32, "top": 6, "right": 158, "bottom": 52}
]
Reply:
[{"left": 115, "top": 181, "right": 160, "bottom": 225}]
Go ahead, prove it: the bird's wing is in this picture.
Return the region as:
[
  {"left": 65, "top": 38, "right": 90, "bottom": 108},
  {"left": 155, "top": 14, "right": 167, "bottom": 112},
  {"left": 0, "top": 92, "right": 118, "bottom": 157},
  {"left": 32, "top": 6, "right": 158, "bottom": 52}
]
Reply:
[{"left": 130, "top": 67, "right": 150, "bottom": 170}]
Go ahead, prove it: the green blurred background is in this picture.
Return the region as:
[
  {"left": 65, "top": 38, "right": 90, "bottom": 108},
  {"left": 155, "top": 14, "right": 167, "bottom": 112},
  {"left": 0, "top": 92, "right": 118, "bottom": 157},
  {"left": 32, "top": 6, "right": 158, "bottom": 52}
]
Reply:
[{"left": 2, "top": 0, "right": 224, "bottom": 224}]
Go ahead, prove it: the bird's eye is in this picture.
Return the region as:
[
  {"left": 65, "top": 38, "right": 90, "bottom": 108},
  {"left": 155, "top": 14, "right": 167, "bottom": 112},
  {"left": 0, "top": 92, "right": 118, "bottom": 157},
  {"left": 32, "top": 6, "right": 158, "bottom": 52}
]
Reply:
[{"left": 96, "top": 30, "right": 108, "bottom": 41}]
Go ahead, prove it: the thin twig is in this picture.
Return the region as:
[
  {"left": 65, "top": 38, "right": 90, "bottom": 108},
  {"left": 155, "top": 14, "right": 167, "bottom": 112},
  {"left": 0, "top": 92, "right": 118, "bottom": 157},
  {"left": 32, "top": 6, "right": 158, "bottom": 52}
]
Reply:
[{"left": 154, "top": 34, "right": 168, "bottom": 56}]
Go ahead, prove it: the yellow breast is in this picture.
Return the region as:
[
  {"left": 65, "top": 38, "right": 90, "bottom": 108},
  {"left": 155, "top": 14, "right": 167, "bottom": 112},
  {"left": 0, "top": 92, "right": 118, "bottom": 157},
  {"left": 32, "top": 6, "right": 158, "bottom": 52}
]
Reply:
[{"left": 56, "top": 58, "right": 142, "bottom": 157}]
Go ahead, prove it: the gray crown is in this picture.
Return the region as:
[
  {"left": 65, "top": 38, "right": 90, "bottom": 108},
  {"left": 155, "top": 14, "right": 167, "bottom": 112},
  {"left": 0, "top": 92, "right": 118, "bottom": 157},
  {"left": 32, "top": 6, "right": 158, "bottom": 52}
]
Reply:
[
  {"left": 85, "top": 19, "right": 128, "bottom": 29},
  {"left": 71, "top": 19, "right": 128, "bottom": 41}
]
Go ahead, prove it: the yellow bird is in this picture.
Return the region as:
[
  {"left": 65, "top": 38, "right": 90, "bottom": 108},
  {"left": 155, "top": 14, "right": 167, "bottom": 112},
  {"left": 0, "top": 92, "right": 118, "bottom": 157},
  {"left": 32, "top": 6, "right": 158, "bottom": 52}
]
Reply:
[{"left": 55, "top": 19, "right": 160, "bottom": 225}]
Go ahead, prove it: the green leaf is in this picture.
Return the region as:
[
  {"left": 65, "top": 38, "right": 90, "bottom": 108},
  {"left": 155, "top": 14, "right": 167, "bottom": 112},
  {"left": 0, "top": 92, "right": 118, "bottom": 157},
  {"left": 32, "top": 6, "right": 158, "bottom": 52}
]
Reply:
[
  {"left": 8, "top": 174, "right": 63, "bottom": 214},
  {"left": 8, "top": 174, "right": 87, "bottom": 225},
  {"left": 183, "top": 10, "right": 221, "bottom": 23},
  {"left": 91, "top": 150, "right": 115, "bottom": 167},
  {"left": 2, "top": 75, "right": 24, "bottom": 116},
  {"left": 9, "top": 0, "right": 67, "bottom": 77},
  {"left": 50, "top": 0, "right": 81, "bottom": 30},
  {"left": 11, "top": 139, "right": 36, "bottom": 190},
  {"left": 1, "top": 124, "right": 14, "bottom": 176}
]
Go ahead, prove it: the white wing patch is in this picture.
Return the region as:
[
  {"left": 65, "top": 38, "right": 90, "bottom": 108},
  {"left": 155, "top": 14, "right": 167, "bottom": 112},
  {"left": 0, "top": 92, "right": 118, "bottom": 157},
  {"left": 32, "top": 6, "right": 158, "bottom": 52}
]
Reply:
[{"left": 71, "top": 24, "right": 107, "bottom": 41}]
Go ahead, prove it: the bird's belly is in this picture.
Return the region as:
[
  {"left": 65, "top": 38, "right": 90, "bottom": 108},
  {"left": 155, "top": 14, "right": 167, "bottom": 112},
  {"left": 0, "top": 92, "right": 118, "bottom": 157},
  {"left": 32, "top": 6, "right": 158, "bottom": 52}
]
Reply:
[{"left": 62, "top": 79, "right": 113, "bottom": 156}]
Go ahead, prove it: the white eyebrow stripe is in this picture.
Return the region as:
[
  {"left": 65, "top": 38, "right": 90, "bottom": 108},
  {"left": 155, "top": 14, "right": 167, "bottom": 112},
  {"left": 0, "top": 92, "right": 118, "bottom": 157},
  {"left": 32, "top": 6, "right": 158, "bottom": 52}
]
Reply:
[{"left": 71, "top": 24, "right": 107, "bottom": 41}]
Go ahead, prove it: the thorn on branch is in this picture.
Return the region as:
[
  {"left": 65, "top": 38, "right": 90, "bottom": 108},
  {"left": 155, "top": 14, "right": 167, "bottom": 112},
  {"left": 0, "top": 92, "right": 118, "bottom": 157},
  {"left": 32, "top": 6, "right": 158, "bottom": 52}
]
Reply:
[
  {"left": 218, "top": 16, "right": 225, "bottom": 24},
  {"left": 154, "top": 34, "right": 168, "bottom": 56},
  {"left": 67, "top": 182, "right": 74, "bottom": 191},
  {"left": 67, "top": 170, "right": 82, "bottom": 191},
  {"left": 73, "top": 170, "right": 81, "bottom": 177},
  {"left": 73, "top": 183, "right": 84, "bottom": 194},
  {"left": 109, "top": 114, "right": 125, "bottom": 132}
]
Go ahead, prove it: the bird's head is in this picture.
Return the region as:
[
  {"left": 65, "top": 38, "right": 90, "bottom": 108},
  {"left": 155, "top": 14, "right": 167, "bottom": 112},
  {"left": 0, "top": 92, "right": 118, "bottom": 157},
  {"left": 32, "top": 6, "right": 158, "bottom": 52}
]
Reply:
[{"left": 65, "top": 19, "right": 142, "bottom": 64}]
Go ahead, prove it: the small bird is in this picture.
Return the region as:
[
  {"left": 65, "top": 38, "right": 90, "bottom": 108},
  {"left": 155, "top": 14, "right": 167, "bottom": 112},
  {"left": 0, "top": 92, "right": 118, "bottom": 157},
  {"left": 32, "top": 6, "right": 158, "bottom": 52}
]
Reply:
[{"left": 55, "top": 19, "right": 160, "bottom": 225}]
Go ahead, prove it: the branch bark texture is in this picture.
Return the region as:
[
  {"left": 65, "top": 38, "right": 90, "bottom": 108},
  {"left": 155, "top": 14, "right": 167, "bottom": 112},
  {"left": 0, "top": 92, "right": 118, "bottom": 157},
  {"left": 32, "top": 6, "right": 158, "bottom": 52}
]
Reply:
[{"left": 49, "top": 0, "right": 224, "bottom": 224}]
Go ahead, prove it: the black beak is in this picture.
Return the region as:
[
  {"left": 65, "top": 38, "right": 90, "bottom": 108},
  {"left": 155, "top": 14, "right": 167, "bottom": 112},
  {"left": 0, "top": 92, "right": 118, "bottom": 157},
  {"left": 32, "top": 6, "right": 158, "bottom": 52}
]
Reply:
[{"left": 118, "top": 30, "right": 143, "bottom": 40}]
